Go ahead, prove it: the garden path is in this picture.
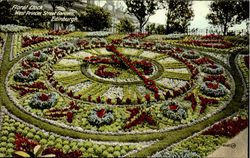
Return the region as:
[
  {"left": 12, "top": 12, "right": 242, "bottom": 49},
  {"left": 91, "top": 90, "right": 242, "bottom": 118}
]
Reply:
[{"left": 207, "top": 127, "right": 248, "bottom": 158}]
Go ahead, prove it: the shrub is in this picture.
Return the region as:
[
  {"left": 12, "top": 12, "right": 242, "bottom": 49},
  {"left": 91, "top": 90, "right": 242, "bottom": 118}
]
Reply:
[
  {"left": 78, "top": 5, "right": 111, "bottom": 31},
  {"left": 116, "top": 18, "right": 135, "bottom": 33}
]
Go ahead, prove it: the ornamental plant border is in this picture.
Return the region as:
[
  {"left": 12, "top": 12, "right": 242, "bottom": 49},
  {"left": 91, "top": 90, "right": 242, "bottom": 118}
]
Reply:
[
  {"left": 0, "top": 106, "right": 159, "bottom": 158},
  {"left": 235, "top": 54, "right": 248, "bottom": 101},
  {"left": 151, "top": 110, "right": 241, "bottom": 157},
  {"left": 0, "top": 33, "right": 247, "bottom": 157}
]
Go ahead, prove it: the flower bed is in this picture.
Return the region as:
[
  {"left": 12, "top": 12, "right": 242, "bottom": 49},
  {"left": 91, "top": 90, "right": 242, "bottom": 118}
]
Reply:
[
  {"left": 162, "top": 101, "right": 187, "bottom": 121},
  {"left": 200, "top": 34, "right": 221, "bottom": 40},
  {"left": 182, "top": 50, "right": 199, "bottom": 59},
  {"left": 89, "top": 108, "right": 115, "bottom": 126},
  {"left": 200, "top": 81, "right": 226, "bottom": 97},
  {"left": 48, "top": 29, "right": 70, "bottom": 36},
  {"left": 26, "top": 51, "right": 48, "bottom": 62},
  {"left": 202, "top": 115, "right": 248, "bottom": 138},
  {"left": 14, "top": 68, "right": 40, "bottom": 82},
  {"left": 0, "top": 24, "right": 31, "bottom": 32},
  {"left": 201, "top": 64, "right": 224, "bottom": 74},
  {"left": 29, "top": 92, "right": 58, "bottom": 109},
  {"left": 180, "top": 40, "right": 235, "bottom": 49},
  {"left": 22, "top": 35, "right": 54, "bottom": 48}
]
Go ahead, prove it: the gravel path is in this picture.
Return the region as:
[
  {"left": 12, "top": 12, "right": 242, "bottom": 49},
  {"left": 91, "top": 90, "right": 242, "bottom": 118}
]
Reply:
[{"left": 207, "top": 127, "right": 248, "bottom": 158}]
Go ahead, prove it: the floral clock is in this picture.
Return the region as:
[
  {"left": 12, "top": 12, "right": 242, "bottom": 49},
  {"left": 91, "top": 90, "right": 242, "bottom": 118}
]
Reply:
[
  {"left": 0, "top": 27, "right": 248, "bottom": 157},
  {"left": 2, "top": 33, "right": 239, "bottom": 157}
]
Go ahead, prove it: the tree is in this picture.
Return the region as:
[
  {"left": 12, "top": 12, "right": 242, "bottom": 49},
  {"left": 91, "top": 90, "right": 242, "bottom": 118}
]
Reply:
[
  {"left": 164, "top": 0, "right": 194, "bottom": 34},
  {"left": 235, "top": 1, "right": 249, "bottom": 23},
  {"left": 125, "top": 0, "right": 158, "bottom": 32},
  {"left": 78, "top": 6, "right": 111, "bottom": 31},
  {"left": 116, "top": 18, "right": 135, "bottom": 33},
  {"left": 155, "top": 24, "right": 166, "bottom": 34},
  {"left": 0, "top": 1, "right": 16, "bottom": 24},
  {"left": 145, "top": 23, "right": 156, "bottom": 34},
  {"left": 206, "top": 0, "right": 239, "bottom": 36},
  {"left": 235, "top": 1, "right": 249, "bottom": 33}
]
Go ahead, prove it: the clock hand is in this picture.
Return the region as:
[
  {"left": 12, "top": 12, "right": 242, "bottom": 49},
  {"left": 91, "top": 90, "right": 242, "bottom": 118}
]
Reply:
[{"left": 106, "top": 45, "right": 159, "bottom": 93}]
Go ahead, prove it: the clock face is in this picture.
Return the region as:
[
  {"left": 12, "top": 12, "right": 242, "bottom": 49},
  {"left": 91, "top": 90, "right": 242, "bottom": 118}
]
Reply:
[
  {"left": 6, "top": 40, "right": 234, "bottom": 134},
  {"left": 50, "top": 47, "right": 193, "bottom": 104}
]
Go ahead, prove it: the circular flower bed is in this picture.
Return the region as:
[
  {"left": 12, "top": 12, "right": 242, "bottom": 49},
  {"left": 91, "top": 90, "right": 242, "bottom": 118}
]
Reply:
[
  {"left": 200, "top": 81, "right": 226, "bottom": 97},
  {"left": 182, "top": 50, "right": 199, "bottom": 59},
  {"left": 29, "top": 92, "right": 58, "bottom": 109},
  {"left": 89, "top": 108, "right": 115, "bottom": 126},
  {"left": 26, "top": 51, "right": 48, "bottom": 62},
  {"left": 162, "top": 101, "right": 187, "bottom": 120},
  {"left": 202, "top": 64, "right": 224, "bottom": 74},
  {"left": 14, "top": 68, "right": 40, "bottom": 82}
]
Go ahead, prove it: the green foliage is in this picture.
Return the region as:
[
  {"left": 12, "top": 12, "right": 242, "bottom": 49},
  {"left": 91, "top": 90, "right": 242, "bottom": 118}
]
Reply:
[
  {"left": 145, "top": 23, "right": 156, "bottom": 34},
  {"left": 159, "top": 149, "right": 201, "bottom": 158},
  {"left": 223, "top": 36, "right": 249, "bottom": 45},
  {"left": 62, "top": 144, "right": 71, "bottom": 151},
  {"left": 173, "top": 135, "right": 229, "bottom": 156},
  {"left": 78, "top": 6, "right": 111, "bottom": 31},
  {"left": 116, "top": 18, "right": 135, "bottom": 33},
  {"left": 235, "top": 1, "right": 249, "bottom": 25},
  {"left": 0, "top": 1, "right": 16, "bottom": 25},
  {"left": 165, "top": 0, "right": 194, "bottom": 34},
  {"left": 26, "top": 132, "right": 34, "bottom": 139},
  {"left": 125, "top": 0, "right": 158, "bottom": 31},
  {"left": 155, "top": 25, "right": 166, "bottom": 34}
]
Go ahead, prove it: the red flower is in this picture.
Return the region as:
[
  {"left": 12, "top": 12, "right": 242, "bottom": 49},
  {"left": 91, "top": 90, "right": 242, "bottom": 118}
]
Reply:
[
  {"left": 154, "top": 93, "right": 160, "bottom": 101},
  {"left": 145, "top": 94, "right": 150, "bottom": 103},
  {"left": 96, "top": 109, "right": 105, "bottom": 118},
  {"left": 207, "top": 64, "right": 218, "bottom": 69},
  {"left": 96, "top": 96, "right": 101, "bottom": 103},
  {"left": 126, "top": 98, "right": 131, "bottom": 104},
  {"left": 206, "top": 82, "right": 219, "bottom": 89},
  {"left": 67, "top": 112, "right": 73, "bottom": 123},
  {"left": 107, "top": 98, "right": 112, "bottom": 104},
  {"left": 169, "top": 104, "right": 178, "bottom": 111},
  {"left": 39, "top": 93, "right": 50, "bottom": 101},
  {"left": 33, "top": 52, "right": 40, "bottom": 57}
]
